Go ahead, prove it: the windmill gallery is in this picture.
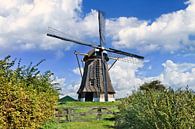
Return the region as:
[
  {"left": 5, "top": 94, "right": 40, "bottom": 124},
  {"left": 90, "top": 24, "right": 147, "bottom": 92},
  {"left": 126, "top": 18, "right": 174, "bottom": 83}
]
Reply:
[{"left": 47, "top": 11, "right": 144, "bottom": 102}]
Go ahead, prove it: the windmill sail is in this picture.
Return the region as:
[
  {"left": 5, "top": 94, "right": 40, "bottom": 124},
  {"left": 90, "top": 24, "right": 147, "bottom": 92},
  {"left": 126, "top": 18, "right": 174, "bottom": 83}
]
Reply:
[
  {"left": 47, "top": 27, "right": 98, "bottom": 48},
  {"left": 98, "top": 11, "right": 106, "bottom": 47},
  {"left": 106, "top": 48, "right": 144, "bottom": 59}
]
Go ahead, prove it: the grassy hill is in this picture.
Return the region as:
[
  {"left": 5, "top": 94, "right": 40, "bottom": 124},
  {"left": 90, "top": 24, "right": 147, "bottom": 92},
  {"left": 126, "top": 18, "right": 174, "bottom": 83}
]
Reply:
[{"left": 42, "top": 101, "right": 119, "bottom": 129}]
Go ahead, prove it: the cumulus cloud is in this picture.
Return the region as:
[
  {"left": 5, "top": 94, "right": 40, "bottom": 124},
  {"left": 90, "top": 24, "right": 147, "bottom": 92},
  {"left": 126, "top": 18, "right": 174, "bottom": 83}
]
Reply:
[
  {"left": 1, "top": 0, "right": 195, "bottom": 53},
  {"left": 0, "top": 0, "right": 99, "bottom": 51},
  {"left": 52, "top": 76, "right": 80, "bottom": 99},
  {"left": 158, "top": 60, "right": 195, "bottom": 89},
  {"left": 109, "top": 59, "right": 144, "bottom": 98},
  {"left": 108, "top": 60, "right": 195, "bottom": 98},
  {"left": 107, "top": 0, "right": 195, "bottom": 52},
  {"left": 1, "top": 0, "right": 195, "bottom": 99}
]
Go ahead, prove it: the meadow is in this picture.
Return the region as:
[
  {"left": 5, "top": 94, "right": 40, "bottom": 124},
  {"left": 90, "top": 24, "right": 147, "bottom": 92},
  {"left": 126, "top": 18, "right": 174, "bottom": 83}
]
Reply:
[{"left": 41, "top": 102, "right": 119, "bottom": 129}]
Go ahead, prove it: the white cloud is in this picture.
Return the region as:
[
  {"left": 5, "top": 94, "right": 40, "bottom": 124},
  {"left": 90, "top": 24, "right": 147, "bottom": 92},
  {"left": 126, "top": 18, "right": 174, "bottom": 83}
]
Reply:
[
  {"left": 109, "top": 59, "right": 144, "bottom": 98},
  {"left": 52, "top": 76, "right": 80, "bottom": 99},
  {"left": 158, "top": 60, "right": 195, "bottom": 89},
  {"left": 107, "top": 0, "right": 195, "bottom": 52},
  {"left": 1, "top": 0, "right": 195, "bottom": 53},
  {"left": 109, "top": 60, "right": 195, "bottom": 98},
  {"left": 73, "top": 67, "right": 83, "bottom": 76},
  {"left": 0, "top": 0, "right": 98, "bottom": 51}
]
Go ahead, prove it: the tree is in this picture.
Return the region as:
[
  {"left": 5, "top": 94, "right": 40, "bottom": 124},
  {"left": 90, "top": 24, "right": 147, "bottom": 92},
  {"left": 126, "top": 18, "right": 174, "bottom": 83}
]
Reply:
[{"left": 140, "top": 80, "right": 166, "bottom": 91}]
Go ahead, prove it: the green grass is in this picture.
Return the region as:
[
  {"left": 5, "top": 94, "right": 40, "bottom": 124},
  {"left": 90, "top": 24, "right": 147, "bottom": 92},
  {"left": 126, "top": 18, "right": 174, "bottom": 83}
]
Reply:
[
  {"left": 42, "top": 120, "right": 114, "bottom": 129},
  {"left": 58, "top": 101, "right": 119, "bottom": 108},
  {"left": 42, "top": 101, "right": 119, "bottom": 129}
]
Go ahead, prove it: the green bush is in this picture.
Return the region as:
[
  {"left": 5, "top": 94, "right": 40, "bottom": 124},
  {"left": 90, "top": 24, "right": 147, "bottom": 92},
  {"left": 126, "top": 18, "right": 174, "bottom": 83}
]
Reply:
[
  {"left": 116, "top": 88, "right": 195, "bottom": 129},
  {"left": 0, "top": 56, "right": 59, "bottom": 129},
  {"left": 140, "top": 80, "right": 166, "bottom": 91}
]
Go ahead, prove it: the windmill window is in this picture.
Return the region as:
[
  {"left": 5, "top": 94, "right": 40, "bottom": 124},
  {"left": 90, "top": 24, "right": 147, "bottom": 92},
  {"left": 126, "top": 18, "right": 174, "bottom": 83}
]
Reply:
[{"left": 90, "top": 79, "right": 95, "bottom": 86}]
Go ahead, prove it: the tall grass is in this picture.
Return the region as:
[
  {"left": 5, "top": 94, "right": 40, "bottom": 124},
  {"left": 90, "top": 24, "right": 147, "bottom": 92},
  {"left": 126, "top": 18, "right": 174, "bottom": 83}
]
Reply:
[{"left": 116, "top": 88, "right": 195, "bottom": 129}]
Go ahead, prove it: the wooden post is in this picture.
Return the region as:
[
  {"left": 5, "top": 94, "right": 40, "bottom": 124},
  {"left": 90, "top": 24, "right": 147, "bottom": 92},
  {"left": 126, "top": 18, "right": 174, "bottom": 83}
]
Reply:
[
  {"left": 97, "top": 107, "right": 102, "bottom": 120},
  {"left": 64, "top": 108, "right": 72, "bottom": 122}
]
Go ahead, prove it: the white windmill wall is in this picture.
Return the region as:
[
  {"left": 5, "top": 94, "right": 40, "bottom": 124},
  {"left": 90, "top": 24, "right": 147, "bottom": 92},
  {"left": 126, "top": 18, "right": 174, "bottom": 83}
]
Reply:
[
  {"left": 79, "top": 98, "right": 85, "bottom": 102},
  {"left": 108, "top": 94, "right": 115, "bottom": 102},
  {"left": 93, "top": 98, "right": 100, "bottom": 102},
  {"left": 78, "top": 93, "right": 115, "bottom": 102},
  {"left": 99, "top": 94, "right": 115, "bottom": 102}
]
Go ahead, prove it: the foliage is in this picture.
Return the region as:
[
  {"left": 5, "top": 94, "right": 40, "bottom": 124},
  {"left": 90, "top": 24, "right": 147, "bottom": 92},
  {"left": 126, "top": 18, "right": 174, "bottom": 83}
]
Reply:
[
  {"left": 140, "top": 80, "right": 166, "bottom": 91},
  {"left": 116, "top": 88, "right": 195, "bottom": 129},
  {"left": 0, "top": 56, "right": 59, "bottom": 129}
]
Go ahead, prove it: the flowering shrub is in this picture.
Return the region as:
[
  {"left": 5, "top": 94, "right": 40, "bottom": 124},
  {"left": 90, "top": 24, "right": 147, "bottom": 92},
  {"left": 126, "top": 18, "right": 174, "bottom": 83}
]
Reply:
[{"left": 0, "top": 56, "right": 59, "bottom": 129}]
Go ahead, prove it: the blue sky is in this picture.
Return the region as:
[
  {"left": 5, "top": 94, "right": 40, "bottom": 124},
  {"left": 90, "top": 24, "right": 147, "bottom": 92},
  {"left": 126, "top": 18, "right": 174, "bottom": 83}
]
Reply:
[
  {"left": 83, "top": 0, "right": 187, "bottom": 19},
  {"left": 0, "top": 0, "right": 195, "bottom": 98}
]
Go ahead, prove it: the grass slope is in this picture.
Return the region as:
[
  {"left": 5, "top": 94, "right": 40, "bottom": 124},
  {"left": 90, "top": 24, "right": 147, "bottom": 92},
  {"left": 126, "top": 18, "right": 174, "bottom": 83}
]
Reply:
[
  {"left": 42, "top": 101, "right": 119, "bottom": 129},
  {"left": 58, "top": 101, "right": 118, "bottom": 108},
  {"left": 42, "top": 120, "right": 114, "bottom": 129}
]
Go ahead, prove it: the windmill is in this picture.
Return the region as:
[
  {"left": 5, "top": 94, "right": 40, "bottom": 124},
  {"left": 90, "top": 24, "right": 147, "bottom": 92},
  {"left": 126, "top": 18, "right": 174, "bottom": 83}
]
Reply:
[{"left": 47, "top": 11, "right": 144, "bottom": 102}]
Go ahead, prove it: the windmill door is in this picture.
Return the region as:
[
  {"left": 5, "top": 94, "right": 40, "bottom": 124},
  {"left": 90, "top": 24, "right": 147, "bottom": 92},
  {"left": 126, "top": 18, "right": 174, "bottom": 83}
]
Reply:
[{"left": 85, "top": 92, "right": 93, "bottom": 101}]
